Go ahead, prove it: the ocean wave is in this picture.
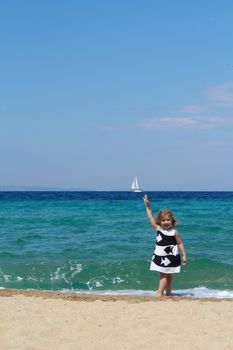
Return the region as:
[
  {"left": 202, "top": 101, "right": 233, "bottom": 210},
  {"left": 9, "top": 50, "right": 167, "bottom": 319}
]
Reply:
[
  {"left": 0, "top": 271, "right": 23, "bottom": 283},
  {"left": 49, "top": 263, "right": 83, "bottom": 282},
  {"left": 86, "top": 276, "right": 125, "bottom": 290},
  {"left": 64, "top": 286, "right": 233, "bottom": 299}
]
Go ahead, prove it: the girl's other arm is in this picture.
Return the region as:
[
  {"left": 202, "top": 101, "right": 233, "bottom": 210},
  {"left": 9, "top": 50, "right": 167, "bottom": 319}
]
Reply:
[
  {"left": 143, "top": 194, "right": 158, "bottom": 228},
  {"left": 175, "top": 231, "right": 187, "bottom": 265}
]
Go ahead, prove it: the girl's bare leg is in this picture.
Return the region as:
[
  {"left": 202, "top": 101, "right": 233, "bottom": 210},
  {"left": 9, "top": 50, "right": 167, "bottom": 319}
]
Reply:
[
  {"left": 165, "top": 274, "right": 173, "bottom": 296},
  {"left": 156, "top": 273, "right": 168, "bottom": 296}
]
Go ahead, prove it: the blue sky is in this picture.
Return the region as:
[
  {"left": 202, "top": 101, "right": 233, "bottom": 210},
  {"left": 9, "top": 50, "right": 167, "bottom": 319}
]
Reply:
[{"left": 1, "top": 0, "right": 233, "bottom": 190}]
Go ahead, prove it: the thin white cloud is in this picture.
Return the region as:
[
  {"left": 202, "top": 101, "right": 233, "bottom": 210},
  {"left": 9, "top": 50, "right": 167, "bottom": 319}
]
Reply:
[
  {"left": 205, "top": 82, "right": 233, "bottom": 106},
  {"left": 141, "top": 117, "right": 197, "bottom": 128},
  {"left": 138, "top": 81, "right": 233, "bottom": 130},
  {"left": 139, "top": 116, "right": 227, "bottom": 129},
  {"left": 178, "top": 104, "right": 208, "bottom": 114}
]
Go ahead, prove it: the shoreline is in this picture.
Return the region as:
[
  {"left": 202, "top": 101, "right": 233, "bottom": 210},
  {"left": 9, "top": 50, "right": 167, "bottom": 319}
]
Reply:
[{"left": 1, "top": 287, "right": 232, "bottom": 302}]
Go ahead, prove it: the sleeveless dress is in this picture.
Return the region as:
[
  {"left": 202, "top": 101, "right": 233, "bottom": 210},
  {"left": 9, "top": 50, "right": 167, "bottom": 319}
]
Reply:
[{"left": 150, "top": 226, "right": 181, "bottom": 273}]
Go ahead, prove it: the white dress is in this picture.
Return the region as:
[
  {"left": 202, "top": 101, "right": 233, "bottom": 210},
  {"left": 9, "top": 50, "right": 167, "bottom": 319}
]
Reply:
[{"left": 150, "top": 226, "right": 181, "bottom": 273}]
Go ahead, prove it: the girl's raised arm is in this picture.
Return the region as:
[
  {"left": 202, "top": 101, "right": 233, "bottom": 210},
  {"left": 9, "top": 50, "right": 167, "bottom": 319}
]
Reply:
[{"left": 143, "top": 194, "right": 158, "bottom": 228}]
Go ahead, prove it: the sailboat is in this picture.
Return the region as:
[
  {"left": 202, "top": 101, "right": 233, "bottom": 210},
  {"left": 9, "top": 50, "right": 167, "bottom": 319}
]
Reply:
[{"left": 131, "top": 177, "right": 143, "bottom": 192}]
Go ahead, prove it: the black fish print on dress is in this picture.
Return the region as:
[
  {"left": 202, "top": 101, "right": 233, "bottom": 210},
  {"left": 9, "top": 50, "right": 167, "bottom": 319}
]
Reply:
[{"left": 164, "top": 246, "right": 173, "bottom": 254}]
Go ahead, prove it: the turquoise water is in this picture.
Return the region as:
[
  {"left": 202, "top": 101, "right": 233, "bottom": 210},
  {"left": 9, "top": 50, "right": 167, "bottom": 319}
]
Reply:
[{"left": 0, "top": 191, "right": 233, "bottom": 298}]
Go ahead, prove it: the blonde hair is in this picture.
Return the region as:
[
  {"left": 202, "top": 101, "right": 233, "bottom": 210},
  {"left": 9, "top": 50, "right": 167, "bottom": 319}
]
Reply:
[{"left": 156, "top": 209, "right": 177, "bottom": 227}]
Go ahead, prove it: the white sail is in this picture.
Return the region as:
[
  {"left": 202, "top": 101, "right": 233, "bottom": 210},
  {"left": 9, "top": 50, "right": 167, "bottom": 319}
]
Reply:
[
  {"left": 131, "top": 177, "right": 139, "bottom": 189},
  {"left": 131, "top": 177, "right": 142, "bottom": 192}
]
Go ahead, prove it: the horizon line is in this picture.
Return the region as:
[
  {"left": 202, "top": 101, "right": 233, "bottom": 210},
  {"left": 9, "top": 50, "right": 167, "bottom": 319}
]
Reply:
[{"left": 0, "top": 187, "right": 232, "bottom": 192}]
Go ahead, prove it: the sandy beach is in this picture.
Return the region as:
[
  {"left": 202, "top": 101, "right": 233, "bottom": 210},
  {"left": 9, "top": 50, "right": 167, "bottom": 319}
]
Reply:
[{"left": 0, "top": 289, "right": 233, "bottom": 350}]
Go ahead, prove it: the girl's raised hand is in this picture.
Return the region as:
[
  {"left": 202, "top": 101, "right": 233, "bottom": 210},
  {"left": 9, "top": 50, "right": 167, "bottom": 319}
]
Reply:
[{"left": 143, "top": 194, "right": 150, "bottom": 207}]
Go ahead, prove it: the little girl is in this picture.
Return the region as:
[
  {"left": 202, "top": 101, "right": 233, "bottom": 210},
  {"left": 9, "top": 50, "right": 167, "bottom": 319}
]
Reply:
[{"left": 143, "top": 194, "right": 186, "bottom": 296}]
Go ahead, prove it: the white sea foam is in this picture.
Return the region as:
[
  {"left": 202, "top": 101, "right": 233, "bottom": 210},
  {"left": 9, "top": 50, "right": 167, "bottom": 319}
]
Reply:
[
  {"left": 112, "top": 277, "right": 124, "bottom": 284},
  {"left": 174, "top": 287, "right": 233, "bottom": 299},
  {"left": 86, "top": 276, "right": 125, "bottom": 290},
  {"left": 70, "top": 264, "right": 83, "bottom": 278},
  {"left": 50, "top": 263, "right": 83, "bottom": 283},
  {"left": 0, "top": 271, "right": 24, "bottom": 283},
  {"left": 67, "top": 287, "right": 233, "bottom": 299},
  {"left": 1, "top": 285, "right": 233, "bottom": 299},
  {"left": 16, "top": 276, "right": 23, "bottom": 282},
  {"left": 87, "top": 279, "right": 104, "bottom": 289}
]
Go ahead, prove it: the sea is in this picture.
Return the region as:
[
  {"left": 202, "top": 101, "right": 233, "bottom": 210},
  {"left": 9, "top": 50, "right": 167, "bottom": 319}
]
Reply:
[{"left": 0, "top": 191, "right": 233, "bottom": 299}]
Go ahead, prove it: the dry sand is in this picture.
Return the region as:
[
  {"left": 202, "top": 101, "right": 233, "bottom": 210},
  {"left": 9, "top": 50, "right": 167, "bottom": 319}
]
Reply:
[{"left": 0, "top": 289, "right": 233, "bottom": 350}]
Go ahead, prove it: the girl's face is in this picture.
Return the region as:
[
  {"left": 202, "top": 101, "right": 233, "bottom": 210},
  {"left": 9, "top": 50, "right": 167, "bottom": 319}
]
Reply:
[{"left": 160, "top": 215, "right": 173, "bottom": 230}]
